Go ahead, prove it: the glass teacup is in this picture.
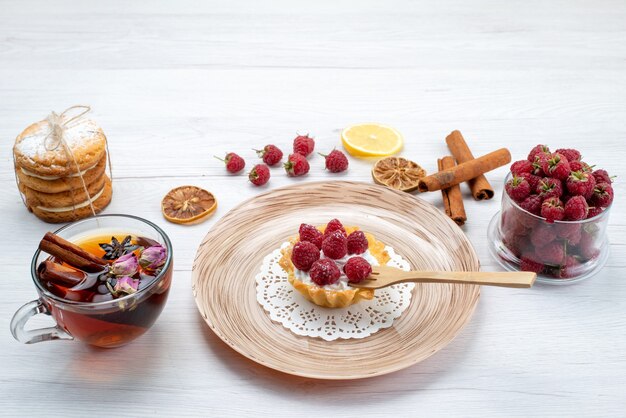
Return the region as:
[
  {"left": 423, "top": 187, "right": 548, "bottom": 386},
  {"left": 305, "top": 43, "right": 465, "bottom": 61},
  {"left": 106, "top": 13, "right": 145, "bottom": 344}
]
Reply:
[{"left": 10, "top": 214, "right": 173, "bottom": 348}]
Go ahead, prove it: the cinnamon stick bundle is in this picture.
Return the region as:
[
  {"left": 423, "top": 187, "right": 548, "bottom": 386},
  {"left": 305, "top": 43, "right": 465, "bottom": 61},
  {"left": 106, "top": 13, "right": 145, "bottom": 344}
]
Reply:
[
  {"left": 417, "top": 148, "right": 511, "bottom": 193},
  {"left": 39, "top": 232, "right": 107, "bottom": 273},
  {"left": 446, "top": 130, "right": 495, "bottom": 200},
  {"left": 438, "top": 156, "right": 467, "bottom": 226}
]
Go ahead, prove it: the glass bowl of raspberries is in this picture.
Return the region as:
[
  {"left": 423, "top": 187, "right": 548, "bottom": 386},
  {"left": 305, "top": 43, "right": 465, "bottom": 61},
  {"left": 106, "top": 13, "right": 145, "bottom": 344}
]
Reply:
[{"left": 487, "top": 145, "right": 614, "bottom": 284}]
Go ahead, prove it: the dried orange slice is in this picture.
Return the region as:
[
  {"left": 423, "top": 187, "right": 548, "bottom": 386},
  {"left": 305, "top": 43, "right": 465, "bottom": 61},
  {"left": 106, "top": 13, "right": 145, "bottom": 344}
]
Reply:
[
  {"left": 161, "top": 186, "right": 217, "bottom": 224},
  {"left": 372, "top": 157, "right": 426, "bottom": 192}
]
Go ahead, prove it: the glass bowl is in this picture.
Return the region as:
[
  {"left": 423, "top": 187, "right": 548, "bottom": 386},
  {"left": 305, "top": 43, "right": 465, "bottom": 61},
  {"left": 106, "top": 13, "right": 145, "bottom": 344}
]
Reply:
[{"left": 488, "top": 174, "right": 610, "bottom": 285}]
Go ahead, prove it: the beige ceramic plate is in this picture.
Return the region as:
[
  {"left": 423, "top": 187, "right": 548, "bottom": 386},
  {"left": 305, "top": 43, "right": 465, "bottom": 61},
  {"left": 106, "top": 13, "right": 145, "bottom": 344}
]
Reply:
[{"left": 192, "top": 181, "right": 480, "bottom": 379}]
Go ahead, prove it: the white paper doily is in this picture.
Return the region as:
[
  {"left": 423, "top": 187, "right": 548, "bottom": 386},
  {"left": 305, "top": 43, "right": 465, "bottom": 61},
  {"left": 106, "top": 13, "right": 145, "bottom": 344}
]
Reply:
[{"left": 255, "top": 243, "right": 414, "bottom": 341}]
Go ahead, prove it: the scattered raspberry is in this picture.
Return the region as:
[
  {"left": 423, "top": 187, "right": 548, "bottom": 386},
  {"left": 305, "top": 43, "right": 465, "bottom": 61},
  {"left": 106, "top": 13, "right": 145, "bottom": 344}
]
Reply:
[
  {"left": 536, "top": 242, "right": 565, "bottom": 265},
  {"left": 510, "top": 160, "right": 534, "bottom": 176},
  {"left": 592, "top": 169, "right": 612, "bottom": 184},
  {"left": 293, "top": 134, "right": 315, "bottom": 157},
  {"left": 563, "top": 195, "right": 588, "bottom": 221},
  {"left": 284, "top": 153, "right": 310, "bottom": 176},
  {"left": 215, "top": 152, "right": 245, "bottom": 173},
  {"left": 541, "top": 197, "right": 564, "bottom": 222},
  {"left": 321, "top": 230, "right": 348, "bottom": 259},
  {"left": 541, "top": 153, "right": 571, "bottom": 180},
  {"left": 536, "top": 177, "right": 563, "bottom": 199},
  {"left": 505, "top": 175, "right": 531, "bottom": 202},
  {"left": 248, "top": 164, "right": 270, "bottom": 186},
  {"left": 566, "top": 170, "right": 596, "bottom": 198},
  {"left": 299, "top": 223, "right": 324, "bottom": 249},
  {"left": 324, "top": 218, "right": 347, "bottom": 238},
  {"left": 519, "top": 195, "right": 542, "bottom": 215},
  {"left": 529, "top": 225, "right": 557, "bottom": 248},
  {"left": 255, "top": 144, "right": 283, "bottom": 166},
  {"left": 520, "top": 254, "right": 544, "bottom": 273},
  {"left": 590, "top": 182, "right": 614, "bottom": 208},
  {"left": 518, "top": 172, "right": 541, "bottom": 191},
  {"left": 309, "top": 259, "right": 341, "bottom": 286},
  {"left": 320, "top": 149, "right": 349, "bottom": 173},
  {"left": 555, "top": 148, "right": 581, "bottom": 162},
  {"left": 343, "top": 257, "right": 372, "bottom": 283},
  {"left": 527, "top": 144, "right": 550, "bottom": 162},
  {"left": 586, "top": 206, "right": 604, "bottom": 219},
  {"left": 346, "top": 230, "right": 369, "bottom": 254},
  {"left": 569, "top": 160, "right": 591, "bottom": 173},
  {"left": 291, "top": 241, "right": 320, "bottom": 271}
]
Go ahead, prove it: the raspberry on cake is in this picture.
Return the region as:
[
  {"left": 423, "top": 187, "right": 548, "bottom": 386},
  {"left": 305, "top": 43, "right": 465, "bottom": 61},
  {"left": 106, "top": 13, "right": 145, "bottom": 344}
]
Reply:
[{"left": 278, "top": 220, "right": 390, "bottom": 309}]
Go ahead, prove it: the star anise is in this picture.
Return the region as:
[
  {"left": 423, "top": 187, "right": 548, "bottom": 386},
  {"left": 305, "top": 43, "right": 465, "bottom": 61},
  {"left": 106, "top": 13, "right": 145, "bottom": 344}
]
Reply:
[{"left": 99, "top": 235, "right": 140, "bottom": 260}]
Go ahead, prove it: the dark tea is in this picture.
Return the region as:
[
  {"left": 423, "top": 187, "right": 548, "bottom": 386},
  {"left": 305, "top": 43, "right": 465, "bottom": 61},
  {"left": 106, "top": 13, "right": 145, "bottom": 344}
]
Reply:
[{"left": 37, "top": 232, "right": 172, "bottom": 347}]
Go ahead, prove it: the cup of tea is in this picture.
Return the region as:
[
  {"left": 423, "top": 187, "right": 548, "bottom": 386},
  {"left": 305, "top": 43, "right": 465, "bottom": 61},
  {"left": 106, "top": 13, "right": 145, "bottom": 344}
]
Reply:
[{"left": 10, "top": 214, "right": 173, "bottom": 348}]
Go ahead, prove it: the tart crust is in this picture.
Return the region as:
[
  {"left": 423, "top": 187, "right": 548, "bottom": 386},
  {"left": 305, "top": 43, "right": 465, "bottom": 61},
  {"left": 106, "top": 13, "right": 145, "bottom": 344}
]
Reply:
[{"left": 279, "top": 226, "right": 390, "bottom": 308}]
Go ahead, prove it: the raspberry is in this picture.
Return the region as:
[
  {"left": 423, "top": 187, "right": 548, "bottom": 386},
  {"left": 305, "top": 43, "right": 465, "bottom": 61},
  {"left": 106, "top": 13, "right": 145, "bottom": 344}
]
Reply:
[
  {"left": 215, "top": 152, "right": 245, "bottom": 173},
  {"left": 510, "top": 160, "right": 534, "bottom": 176},
  {"left": 248, "top": 164, "right": 270, "bottom": 186},
  {"left": 569, "top": 160, "right": 591, "bottom": 173},
  {"left": 520, "top": 254, "right": 544, "bottom": 273},
  {"left": 321, "top": 230, "right": 348, "bottom": 259},
  {"left": 504, "top": 234, "right": 530, "bottom": 258},
  {"left": 255, "top": 144, "right": 283, "bottom": 166},
  {"left": 586, "top": 206, "right": 604, "bottom": 219},
  {"left": 541, "top": 197, "right": 564, "bottom": 222},
  {"left": 309, "top": 259, "right": 340, "bottom": 286},
  {"left": 284, "top": 153, "right": 310, "bottom": 176},
  {"left": 320, "top": 149, "right": 349, "bottom": 173},
  {"left": 343, "top": 257, "right": 372, "bottom": 283},
  {"left": 518, "top": 172, "right": 541, "bottom": 191},
  {"left": 299, "top": 223, "right": 323, "bottom": 249},
  {"left": 291, "top": 241, "right": 320, "bottom": 271},
  {"left": 324, "top": 218, "right": 347, "bottom": 238},
  {"left": 530, "top": 225, "right": 557, "bottom": 248},
  {"left": 536, "top": 242, "right": 565, "bottom": 265},
  {"left": 541, "top": 153, "right": 571, "bottom": 180},
  {"left": 563, "top": 195, "right": 588, "bottom": 221},
  {"left": 346, "top": 230, "right": 369, "bottom": 254},
  {"left": 566, "top": 170, "right": 595, "bottom": 197},
  {"left": 293, "top": 134, "right": 315, "bottom": 157},
  {"left": 560, "top": 256, "right": 582, "bottom": 279},
  {"left": 592, "top": 169, "right": 612, "bottom": 184},
  {"left": 505, "top": 175, "right": 531, "bottom": 202},
  {"left": 531, "top": 155, "right": 547, "bottom": 176},
  {"left": 527, "top": 144, "right": 550, "bottom": 162},
  {"left": 519, "top": 195, "right": 542, "bottom": 215},
  {"left": 555, "top": 148, "right": 581, "bottom": 162},
  {"left": 576, "top": 232, "right": 599, "bottom": 261},
  {"left": 557, "top": 223, "right": 582, "bottom": 245},
  {"left": 536, "top": 177, "right": 563, "bottom": 199},
  {"left": 590, "top": 182, "right": 614, "bottom": 208}
]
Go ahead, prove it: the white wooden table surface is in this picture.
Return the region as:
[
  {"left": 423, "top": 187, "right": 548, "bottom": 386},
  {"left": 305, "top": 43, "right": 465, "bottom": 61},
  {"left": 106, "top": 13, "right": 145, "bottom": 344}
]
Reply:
[{"left": 1, "top": 1, "right": 625, "bottom": 416}]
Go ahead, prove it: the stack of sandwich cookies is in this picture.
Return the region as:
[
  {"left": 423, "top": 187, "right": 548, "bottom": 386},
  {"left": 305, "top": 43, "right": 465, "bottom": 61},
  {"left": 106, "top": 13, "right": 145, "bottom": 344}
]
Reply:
[{"left": 13, "top": 117, "right": 112, "bottom": 223}]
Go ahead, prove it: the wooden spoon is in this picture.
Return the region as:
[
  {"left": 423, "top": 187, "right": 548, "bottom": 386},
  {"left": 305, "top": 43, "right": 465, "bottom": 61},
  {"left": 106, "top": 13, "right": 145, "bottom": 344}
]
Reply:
[{"left": 350, "top": 265, "right": 536, "bottom": 289}]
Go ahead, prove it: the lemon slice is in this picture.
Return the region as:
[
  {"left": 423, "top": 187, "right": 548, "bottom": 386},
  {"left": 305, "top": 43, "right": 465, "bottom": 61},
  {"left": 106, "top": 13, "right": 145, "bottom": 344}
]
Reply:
[
  {"left": 372, "top": 157, "right": 426, "bottom": 192},
  {"left": 162, "top": 186, "right": 217, "bottom": 225},
  {"left": 341, "top": 123, "right": 403, "bottom": 157}
]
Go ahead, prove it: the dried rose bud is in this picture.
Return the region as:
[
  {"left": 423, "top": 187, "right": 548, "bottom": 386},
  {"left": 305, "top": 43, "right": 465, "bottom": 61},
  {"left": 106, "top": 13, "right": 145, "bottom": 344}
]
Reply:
[
  {"left": 139, "top": 245, "right": 167, "bottom": 270},
  {"left": 113, "top": 276, "right": 139, "bottom": 295},
  {"left": 111, "top": 253, "right": 139, "bottom": 277}
]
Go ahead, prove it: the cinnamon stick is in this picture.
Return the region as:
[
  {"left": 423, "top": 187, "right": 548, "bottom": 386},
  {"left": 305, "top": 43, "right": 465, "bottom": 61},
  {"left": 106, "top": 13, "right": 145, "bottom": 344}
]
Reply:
[
  {"left": 38, "top": 260, "right": 86, "bottom": 287},
  {"left": 39, "top": 232, "right": 106, "bottom": 273},
  {"left": 417, "top": 148, "right": 511, "bottom": 193},
  {"left": 446, "top": 130, "right": 494, "bottom": 200},
  {"left": 438, "top": 156, "right": 467, "bottom": 226}
]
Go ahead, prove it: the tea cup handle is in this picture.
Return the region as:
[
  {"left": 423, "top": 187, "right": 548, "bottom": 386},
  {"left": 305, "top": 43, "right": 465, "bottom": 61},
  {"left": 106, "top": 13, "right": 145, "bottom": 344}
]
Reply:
[{"left": 10, "top": 299, "right": 73, "bottom": 344}]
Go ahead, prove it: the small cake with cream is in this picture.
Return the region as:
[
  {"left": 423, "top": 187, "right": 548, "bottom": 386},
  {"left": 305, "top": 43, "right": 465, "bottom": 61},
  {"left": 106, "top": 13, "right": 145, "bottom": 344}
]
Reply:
[{"left": 279, "top": 218, "right": 390, "bottom": 308}]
